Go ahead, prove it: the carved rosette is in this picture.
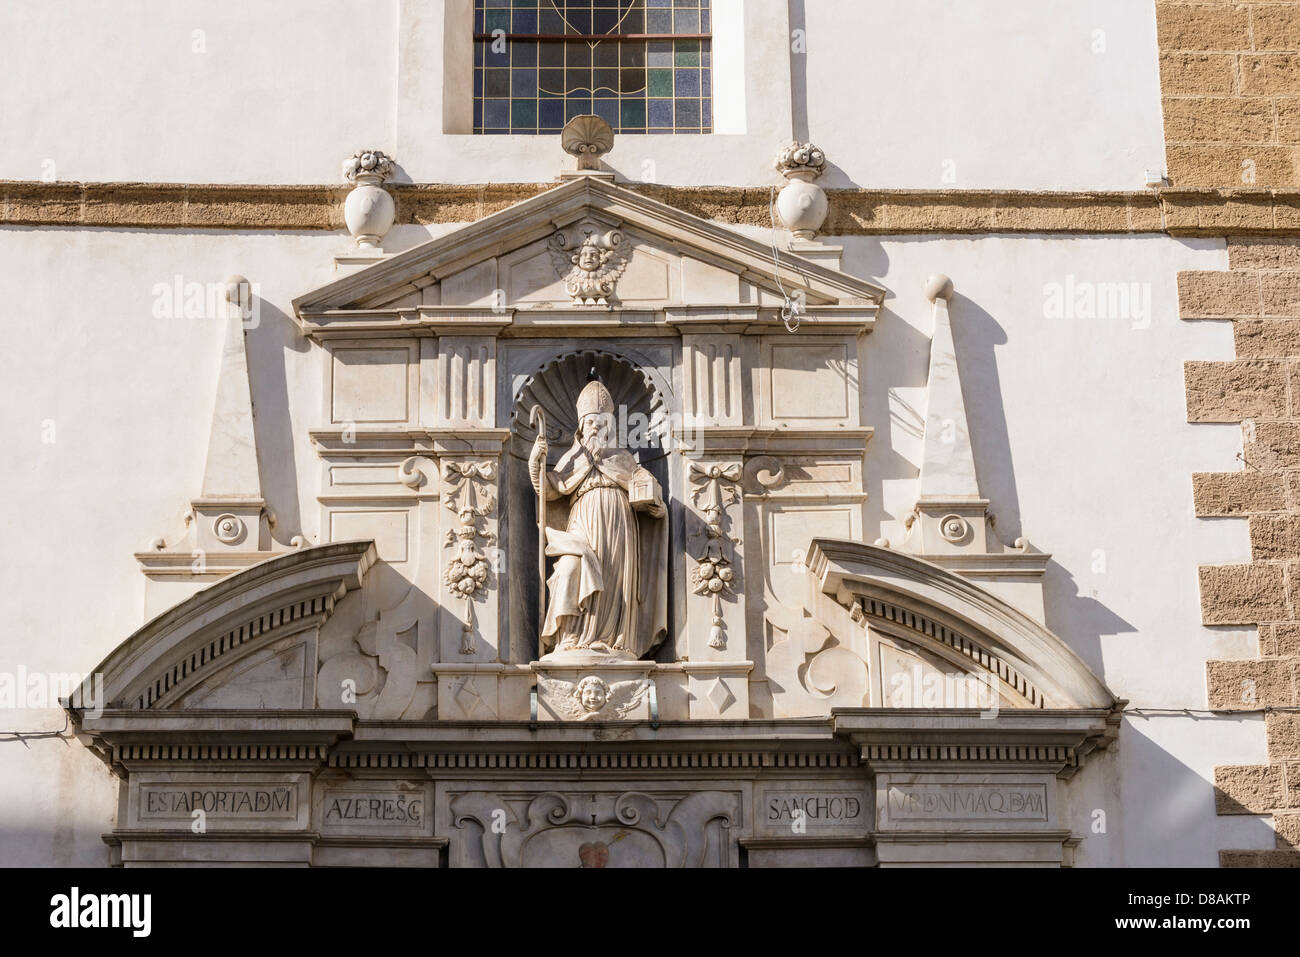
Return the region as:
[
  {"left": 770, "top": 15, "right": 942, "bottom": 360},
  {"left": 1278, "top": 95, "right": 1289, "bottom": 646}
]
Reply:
[
  {"left": 441, "top": 460, "right": 498, "bottom": 654},
  {"left": 688, "top": 462, "right": 742, "bottom": 649}
]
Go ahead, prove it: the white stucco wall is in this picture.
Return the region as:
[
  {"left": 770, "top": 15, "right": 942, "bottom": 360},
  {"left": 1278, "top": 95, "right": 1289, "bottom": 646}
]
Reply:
[
  {"left": 0, "top": 0, "right": 1166, "bottom": 189},
  {"left": 803, "top": 0, "right": 1168, "bottom": 190},
  {"left": 0, "top": 219, "right": 1267, "bottom": 866}
]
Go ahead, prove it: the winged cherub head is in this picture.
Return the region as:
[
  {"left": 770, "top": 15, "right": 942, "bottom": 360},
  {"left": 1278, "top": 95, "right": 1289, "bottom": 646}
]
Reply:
[
  {"left": 571, "top": 231, "right": 620, "bottom": 273},
  {"left": 575, "top": 675, "right": 610, "bottom": 713}
]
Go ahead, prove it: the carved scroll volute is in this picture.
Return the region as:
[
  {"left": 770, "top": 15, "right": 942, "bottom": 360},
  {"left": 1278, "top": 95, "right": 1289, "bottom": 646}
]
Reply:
[
  {"left": 441, "top": 459, "right": 499, "bottom": 657},
  {"left": 687, "top": 461, "right": 743, "bottom": 653}
]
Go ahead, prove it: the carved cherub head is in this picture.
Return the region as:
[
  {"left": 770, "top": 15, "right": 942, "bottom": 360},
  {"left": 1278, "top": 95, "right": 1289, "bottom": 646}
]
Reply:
[
  {"left": 549, "top": 228, "right": 628, "bottom": 306},
  {"left": 575, "top": 240, "right": 604, "bottom": 273},
  {"left": 575, "top": 675, "right": 610, "bottom": 713}
]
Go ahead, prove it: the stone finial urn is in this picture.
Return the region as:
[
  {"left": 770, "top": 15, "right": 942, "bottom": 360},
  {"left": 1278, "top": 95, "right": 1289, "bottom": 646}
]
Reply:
[
  {"left": 342, "top": 149, "right": 396, "bottom": 249},
  {"left": 774, "top": 141, "right": 829, "bottom": 240}
]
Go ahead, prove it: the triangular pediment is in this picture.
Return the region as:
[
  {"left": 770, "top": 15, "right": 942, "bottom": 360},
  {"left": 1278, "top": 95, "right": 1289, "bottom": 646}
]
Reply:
[{"left": 293, "top": 176, "right": 885, "bottom": 320}]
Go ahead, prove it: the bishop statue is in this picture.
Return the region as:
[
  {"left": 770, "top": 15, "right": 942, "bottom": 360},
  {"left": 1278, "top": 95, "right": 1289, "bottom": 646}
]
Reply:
[{"left": 528, "top": 377, "right": 668, "bottom": 661}]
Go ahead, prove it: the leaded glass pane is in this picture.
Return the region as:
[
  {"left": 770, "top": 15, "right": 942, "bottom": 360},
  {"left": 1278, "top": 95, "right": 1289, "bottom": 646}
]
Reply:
[{"left": 473, "top": 0, "right": 712, "bottom": 134}]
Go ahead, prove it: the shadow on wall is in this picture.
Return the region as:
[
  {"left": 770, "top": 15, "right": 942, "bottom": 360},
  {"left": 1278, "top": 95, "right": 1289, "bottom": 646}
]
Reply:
[
  {"left": 1118, "top": 715, "right": 1279, "bottom": 866},
  {"left": 844, "top": 232, "right": 1139, "bottom": 683},
  {"left": 0, "top": 726, "right": 117, "bottom": 867},
  {"left": 244, "top": 297, "right": 312, "bottom": 546},
  {"left": 951, "top": 289, "right": 1138, "bottom": 678}
]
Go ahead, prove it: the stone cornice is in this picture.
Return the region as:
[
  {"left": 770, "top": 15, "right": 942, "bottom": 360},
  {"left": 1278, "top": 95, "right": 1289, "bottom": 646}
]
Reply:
[
  {"left": 7, "top": 179, "right": 1300, "bottom": 235},
  {"left": 70, "top": 710, "right": 1120, "bottom": 779}
]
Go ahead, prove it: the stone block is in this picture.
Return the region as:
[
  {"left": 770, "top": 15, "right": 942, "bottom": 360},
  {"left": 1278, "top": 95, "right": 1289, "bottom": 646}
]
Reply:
[
  {"left": 1162, "top": 96, "right": 1274, "bottom": 142},
  {"left": 1157, "top": 3, "right": 1252, "bottom": 52},
  {"left": 1252, "top": 5, "right": 1300, "bottom": 52},
  {"left": 1244, "top": 422, "right": 1300, "bottom": 469},
  {"left": 1199, "top": 563, "right": 1289, "bottom": 623},
  {"left": 1178, "top": 269, "right": 1260, "bottom": 317},
  {"left": 1268, "top": 712, "right": 1300, "bottom": 760},
  {"left": 1192, "top": 470, "right": 1287, "bottom": 514},
  {"left": 1250, "top": 513, "right": 1300, "bottom": 559},
  {"left": 1240, "top": 54, "right": 1300, "bottom": 96},
  {"left": 1185, "top": 359, "right": 1288, "bottom": 420},
  {"left": 1159, "top": 52, "right": 1238, "bottom": 95},
  {"left": 1233, "top": 319, "right": 1300, "bottom": 358},
  {"left": 1206, "top": 656, "right": 1293, "bottom": 708},
  {"left": 1214, "top": 764, "right": 1283, "bottom": 813}
]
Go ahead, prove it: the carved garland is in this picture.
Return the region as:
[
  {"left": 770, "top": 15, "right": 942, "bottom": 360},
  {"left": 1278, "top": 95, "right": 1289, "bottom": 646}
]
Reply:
[
  {"left": 687, "top": 462, "right": 742, "bottom": 650},
  {"left": 442, "top": 461, "right": 498, "bottom": 655}
]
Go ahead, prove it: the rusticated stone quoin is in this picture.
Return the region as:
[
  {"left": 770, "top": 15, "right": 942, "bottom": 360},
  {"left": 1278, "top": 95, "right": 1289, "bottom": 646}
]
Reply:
[
  {"left": 1233, "top": 319, "right": 1300, "bottom": 358},
  {"left": 1268, "top": 712, "right": 1300, "bottom": 761},
  {"left": 1184, "top": 359, "right": 1288, "bottom": 420},
  {"left": 1206, "top": 657, "right": 1293, "bottom": 710},
  {"left": 1276, "top": 624, "right": 1300, "bottom": 658},
  {"left": 1177, "top": 269, "right": 1262, "bottom": 316},
  {"left": 1250, "top": 514, "right": 1300, "bottom": 561},
  {"left": 1198, "top": 563, "right": 1290, "bottom": 625},
  {"left": 1219, "top": 849, "right": 1300, "bottom": 866},
  {"left": 1273, "top": 811, "right": 1300, "bottom": 848},
  {"left": 1243, "top": 421, "right": 1300, "bottom": 470},
  {"left": 1262, "top": 270, "right": 1300, "bottom": 315},
  {"left": 1215, "top": 764, "right": 1284, "bottom": 814},
  {"left": 1229, "top": 237, "right": 1300, "bottom": 269},
  {"left": 1192, "top": 470, "right": 1288, "bottom": 516}
]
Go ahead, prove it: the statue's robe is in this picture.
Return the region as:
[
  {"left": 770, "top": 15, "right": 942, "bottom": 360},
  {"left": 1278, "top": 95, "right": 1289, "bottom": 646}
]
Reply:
[{"left": 540, "top": 441, "right": 667, "bottom": 659}]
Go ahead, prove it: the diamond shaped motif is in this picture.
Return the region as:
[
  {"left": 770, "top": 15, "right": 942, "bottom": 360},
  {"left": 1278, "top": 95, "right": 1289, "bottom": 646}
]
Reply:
[
  {"left": 706, "top": 677, "right": 735, "bottom": 714},
  {"left": 453, "top": 676, "right": 484, "bottom": 717}
]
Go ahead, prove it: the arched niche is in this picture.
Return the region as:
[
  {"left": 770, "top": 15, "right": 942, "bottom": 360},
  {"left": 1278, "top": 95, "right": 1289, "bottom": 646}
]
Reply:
[{"left": 502, "top": 348, "right": 684, "bottom": 663}]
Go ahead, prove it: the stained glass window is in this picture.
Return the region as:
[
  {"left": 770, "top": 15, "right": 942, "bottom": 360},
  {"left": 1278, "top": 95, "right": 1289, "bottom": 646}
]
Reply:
[{"left": 473, "top": 0, "right": 712, "bottom": 135}]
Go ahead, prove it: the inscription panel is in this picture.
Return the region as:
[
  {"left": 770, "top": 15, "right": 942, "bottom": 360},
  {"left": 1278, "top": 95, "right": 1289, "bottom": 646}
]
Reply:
[
  {"left": 127, "top": 773, "right": 310, "bottom": 832},
  {"left": 756, "top": 786, "right": 869, "bottom": 835},
  {"left": 316, "top": 781, "right": 431, "bottom": 838},
  {"left": 876, "top": 775, "right": 1056, "bottom": 832}
]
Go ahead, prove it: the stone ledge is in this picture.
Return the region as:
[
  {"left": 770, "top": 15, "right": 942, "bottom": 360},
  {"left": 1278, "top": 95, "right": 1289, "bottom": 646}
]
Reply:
[{"left": 10, "top": 180, "right": 1300, "bottom": 236}]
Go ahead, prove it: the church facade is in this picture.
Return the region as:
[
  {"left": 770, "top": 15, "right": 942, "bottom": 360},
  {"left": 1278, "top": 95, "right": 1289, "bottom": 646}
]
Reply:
[{"left": 3, "top": 1, "right": 1298, "bottom": 867}]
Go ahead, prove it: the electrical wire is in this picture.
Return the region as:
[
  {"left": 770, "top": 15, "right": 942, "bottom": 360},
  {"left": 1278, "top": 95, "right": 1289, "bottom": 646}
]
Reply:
[
  {"left": 0, "top": 711, "right": 71, "bottom": 743},
  {"left": 769, "top": 185, "right": 802, "bottom": 333}
]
